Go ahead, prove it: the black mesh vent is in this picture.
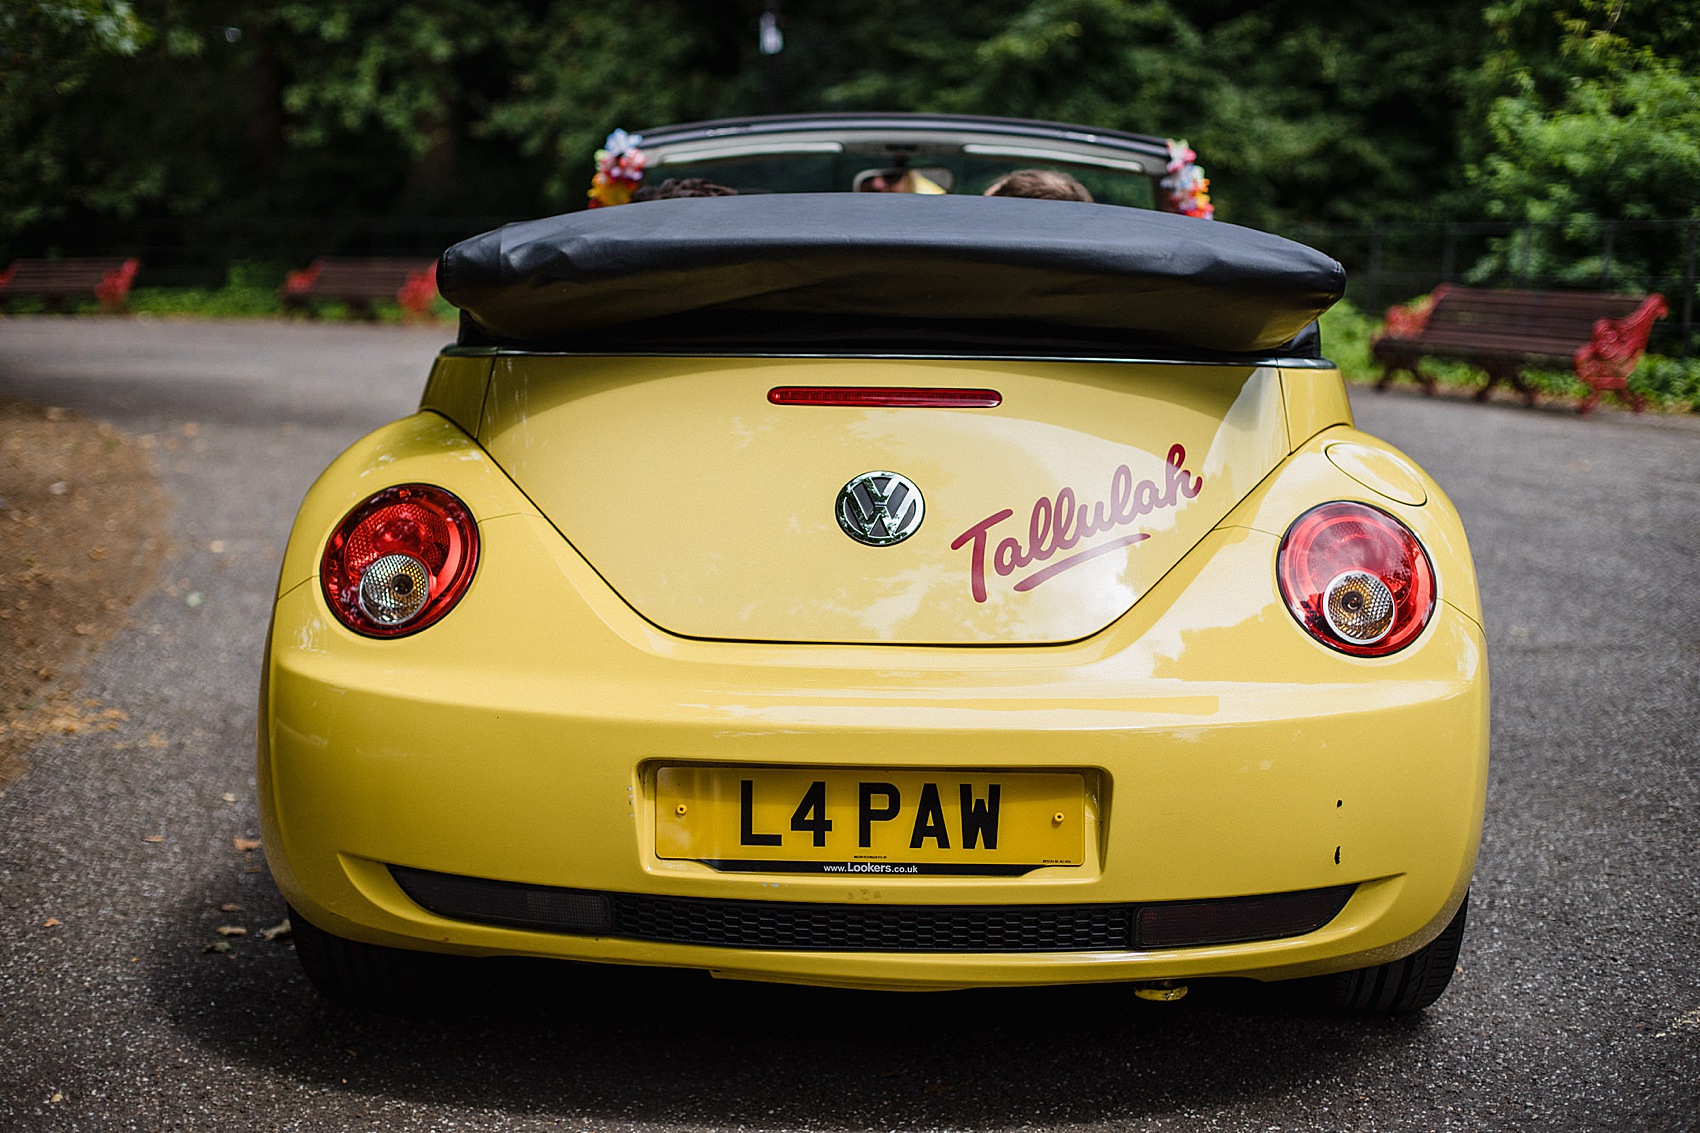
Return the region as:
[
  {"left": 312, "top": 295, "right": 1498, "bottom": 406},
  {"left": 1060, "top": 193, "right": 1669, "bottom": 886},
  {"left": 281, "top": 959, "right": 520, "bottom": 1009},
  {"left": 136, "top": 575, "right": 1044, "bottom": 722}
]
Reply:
[
  {"left": 610, "top": 892, "right": 1134, "bottom": 952},
  {"left": 391, "top": 866, "right": 1353, "bottom": 954}
]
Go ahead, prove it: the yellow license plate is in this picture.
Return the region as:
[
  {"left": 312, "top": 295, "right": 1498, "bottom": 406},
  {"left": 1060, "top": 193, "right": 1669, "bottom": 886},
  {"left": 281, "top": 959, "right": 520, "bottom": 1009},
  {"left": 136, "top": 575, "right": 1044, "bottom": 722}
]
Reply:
[{"left": 655, "top": 767, "right": 1084, "bottom": 875}]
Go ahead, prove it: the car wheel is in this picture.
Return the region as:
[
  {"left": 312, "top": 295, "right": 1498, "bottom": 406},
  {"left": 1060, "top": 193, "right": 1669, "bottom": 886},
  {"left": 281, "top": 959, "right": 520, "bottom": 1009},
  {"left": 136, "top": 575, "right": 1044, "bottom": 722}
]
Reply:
[
  {"left": 1303, "top": 891, "right": 1469, "bottom": 1015},
  {"left": 287, "top": 904, "right": 415, "bottom": 1005}
]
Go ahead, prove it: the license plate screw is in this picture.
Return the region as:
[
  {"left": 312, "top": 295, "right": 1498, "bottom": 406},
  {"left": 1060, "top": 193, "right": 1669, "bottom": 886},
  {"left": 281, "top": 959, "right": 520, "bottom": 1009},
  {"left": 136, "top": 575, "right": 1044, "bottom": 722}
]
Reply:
[
  {"left": 1053, "top": 812, "right": 1065, "bottom": 825},
  {"left": 676, "top": 804, "right": 689, "bottom": 816}
]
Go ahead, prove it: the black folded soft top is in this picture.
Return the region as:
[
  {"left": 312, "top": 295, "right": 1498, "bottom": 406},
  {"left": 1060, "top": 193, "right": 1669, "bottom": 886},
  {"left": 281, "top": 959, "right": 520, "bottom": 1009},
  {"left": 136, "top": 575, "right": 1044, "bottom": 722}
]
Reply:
[{"left": 439, "top": 194, "right": 1345, "bottom": 359}]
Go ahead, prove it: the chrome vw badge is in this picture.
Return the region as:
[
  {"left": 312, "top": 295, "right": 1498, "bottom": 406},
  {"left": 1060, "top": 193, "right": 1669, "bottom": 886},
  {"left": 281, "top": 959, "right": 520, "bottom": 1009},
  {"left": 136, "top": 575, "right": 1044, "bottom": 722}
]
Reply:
[{"left": 836, "top": 471, "right": 925, "bottom": 547}]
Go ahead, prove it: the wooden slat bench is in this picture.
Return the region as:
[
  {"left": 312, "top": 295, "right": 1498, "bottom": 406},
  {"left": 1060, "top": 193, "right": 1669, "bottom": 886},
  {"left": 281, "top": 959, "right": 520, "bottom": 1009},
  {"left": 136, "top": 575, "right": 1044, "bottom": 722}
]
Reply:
[
  {"left": 1373, "top": 285, "right": 1669, "bottom": 414},
  {"left": 0, "top": 258, "right": 142, "bottom": 314},
  {"left": 278, "top": 258, "right": 438, "bottom": 320}
]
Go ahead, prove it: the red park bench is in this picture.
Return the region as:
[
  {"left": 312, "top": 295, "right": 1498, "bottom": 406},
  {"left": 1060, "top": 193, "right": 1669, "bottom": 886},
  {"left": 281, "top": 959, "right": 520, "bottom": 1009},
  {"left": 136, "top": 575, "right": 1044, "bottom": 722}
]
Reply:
[
  {"left": 0, "top": 257, "right": 142, "bottom": 314},
  {"left": 278, "top": 258, "right": 439, "bottom": 320},
  {"left": 1372, "top": 285, "right": 1668, "bottom": 415}
]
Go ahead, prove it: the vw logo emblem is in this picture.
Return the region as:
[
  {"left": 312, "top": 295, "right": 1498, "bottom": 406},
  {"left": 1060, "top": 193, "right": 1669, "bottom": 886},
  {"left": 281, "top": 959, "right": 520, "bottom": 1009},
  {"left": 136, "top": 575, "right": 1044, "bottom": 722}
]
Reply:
[{"left": 837, "top": 471, "right": 925, "bottom": 547}]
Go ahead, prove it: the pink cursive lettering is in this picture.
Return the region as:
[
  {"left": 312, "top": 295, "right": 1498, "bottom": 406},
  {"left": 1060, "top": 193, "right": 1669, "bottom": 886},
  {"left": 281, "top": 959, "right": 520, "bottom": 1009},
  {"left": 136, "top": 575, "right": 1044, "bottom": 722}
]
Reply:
[{"left": 950, "top": 443, "right": 1204, "bottom": 603}]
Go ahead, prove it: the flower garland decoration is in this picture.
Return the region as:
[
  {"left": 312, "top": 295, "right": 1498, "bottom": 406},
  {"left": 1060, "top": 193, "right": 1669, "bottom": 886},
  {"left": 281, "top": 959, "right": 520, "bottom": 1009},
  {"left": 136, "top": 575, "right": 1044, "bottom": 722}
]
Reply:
[
  {"left": 1160, "top": 138, "right": 1214, "bottom": 220},
  {"left": 588, "top": 129, "right": 646, "bottom": 208}
]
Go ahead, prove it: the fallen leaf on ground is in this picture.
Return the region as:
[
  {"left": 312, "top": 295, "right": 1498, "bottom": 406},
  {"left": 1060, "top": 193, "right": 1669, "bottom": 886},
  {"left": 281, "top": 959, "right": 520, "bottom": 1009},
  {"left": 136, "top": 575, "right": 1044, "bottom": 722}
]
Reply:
[
  {"left": 215, "top": 925, "right": 247, "bottom": 937},
  {"left": 203, "top": 940, "right": 232, "bottom": 954},
  {"left": 142, "top": 835, "right": 165, "bottom": 843},
  {"left": 232, "top": 836, "right": 261, "bottom": 852},
  {"left": 219, "top": 902, "right": 242, "bottom": 912},
  {"left": 42, "top": 917, "right": 61, "bottom": 928},
  {"left": 260, "top": 918, "right": 292, "bottom": 941}
]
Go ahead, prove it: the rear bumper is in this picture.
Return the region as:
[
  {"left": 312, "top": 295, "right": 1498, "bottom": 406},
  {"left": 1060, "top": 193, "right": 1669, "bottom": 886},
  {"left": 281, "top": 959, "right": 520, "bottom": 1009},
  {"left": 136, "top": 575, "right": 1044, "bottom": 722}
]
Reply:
[{"left": 261, "top": 506, "right": 1487, "bottom": 991}]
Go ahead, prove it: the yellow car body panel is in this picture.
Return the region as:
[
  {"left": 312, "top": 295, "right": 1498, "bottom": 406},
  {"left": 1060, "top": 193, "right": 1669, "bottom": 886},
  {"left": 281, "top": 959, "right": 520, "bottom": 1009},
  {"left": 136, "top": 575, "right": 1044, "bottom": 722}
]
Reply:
[
  {"left": 261, "top": 364, "right": 1487, "bottom": 991},
  {"left": 477, "top": 355, "right": 1290, "bottom": 645}
]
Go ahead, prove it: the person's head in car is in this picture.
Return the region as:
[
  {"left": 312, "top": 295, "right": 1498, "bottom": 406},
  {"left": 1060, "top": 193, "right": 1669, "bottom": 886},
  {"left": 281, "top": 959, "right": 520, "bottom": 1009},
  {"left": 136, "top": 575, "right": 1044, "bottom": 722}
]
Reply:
[
  {"left": 855, "top": 168, "right": 947, "bottom": 194},
  {"left": 632, "top": 177, "right": 738, "bottom": 201},
  {"left": 983, "top": 169, "right": 1094, "bottom": 202}
]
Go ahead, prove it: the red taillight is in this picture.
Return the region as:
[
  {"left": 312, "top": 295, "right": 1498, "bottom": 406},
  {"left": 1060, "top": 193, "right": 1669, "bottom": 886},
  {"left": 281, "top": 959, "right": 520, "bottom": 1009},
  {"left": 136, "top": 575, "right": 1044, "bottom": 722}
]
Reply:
[
  {"left": 1277, "top": 501, "right": 1435, "bottom": 657},
  {"left": 320, "top": 484, "right": 478, "bottom": 638},
  {"left": 768, "top": 386, "right": 1002, "bottom": 408}
]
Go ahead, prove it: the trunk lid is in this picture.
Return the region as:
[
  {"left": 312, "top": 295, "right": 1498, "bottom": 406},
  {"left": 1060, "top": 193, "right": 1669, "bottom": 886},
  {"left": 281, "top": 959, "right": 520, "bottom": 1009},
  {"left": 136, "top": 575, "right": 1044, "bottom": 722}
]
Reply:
[{"left": 478, "top": 354, "right": 1291, "bottom": 645}]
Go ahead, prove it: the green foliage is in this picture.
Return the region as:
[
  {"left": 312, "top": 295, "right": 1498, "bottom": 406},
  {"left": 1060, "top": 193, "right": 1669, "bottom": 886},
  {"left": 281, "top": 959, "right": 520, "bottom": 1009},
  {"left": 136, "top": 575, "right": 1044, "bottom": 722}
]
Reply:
[
  {"left": 481, "top": 4, "right": 743, "bottom": 208},
  {"left": 1469, "top": 61, "right": 1700, "bottom": 275},
  {"left": 1, "top": 0, "right": 1695, "bottom": 363},
  {"left": 125, "top": 261, "right": 284, "bottom": 317},
  {"left": 0, "top": 1, "right": 151, "bottom": 229},
  {"left": 1318, "top": 300, "right": 1377, "bottom": 381},
  {"left": 0, "top": 0, "right": 1620, "bottom": 235},
  {"left": 768, "top": 0, "right": 1489, "bottom": 230},
  {"left": 271, "top": 2, "right": 497, "bottom": 155},
  {"left": 1631, "top": 355, "right": 1700, "bottom": 409},
  {"left": 1466, "top": 1, "right": 1700, "bottom": 287}
]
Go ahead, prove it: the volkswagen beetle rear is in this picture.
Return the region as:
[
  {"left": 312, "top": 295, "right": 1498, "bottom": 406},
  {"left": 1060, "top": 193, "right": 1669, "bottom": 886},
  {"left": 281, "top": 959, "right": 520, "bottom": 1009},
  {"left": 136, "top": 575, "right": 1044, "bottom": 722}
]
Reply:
[{"left": 260, "top": 167, "right": 1486, "bottom": 1014}]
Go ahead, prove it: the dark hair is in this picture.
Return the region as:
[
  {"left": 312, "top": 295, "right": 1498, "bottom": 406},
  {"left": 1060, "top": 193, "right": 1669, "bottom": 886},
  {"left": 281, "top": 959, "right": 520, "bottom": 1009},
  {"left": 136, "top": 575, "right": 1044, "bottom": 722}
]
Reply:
[{"left": 631, "top": 177, "right": 739, "bottom": 201}]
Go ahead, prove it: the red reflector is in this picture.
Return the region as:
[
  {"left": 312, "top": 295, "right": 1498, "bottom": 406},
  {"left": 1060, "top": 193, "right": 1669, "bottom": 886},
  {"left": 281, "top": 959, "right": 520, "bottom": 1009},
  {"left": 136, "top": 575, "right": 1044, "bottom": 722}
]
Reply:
[{"left": 768, "top": 386, "right": 1001, "bottom": 408}]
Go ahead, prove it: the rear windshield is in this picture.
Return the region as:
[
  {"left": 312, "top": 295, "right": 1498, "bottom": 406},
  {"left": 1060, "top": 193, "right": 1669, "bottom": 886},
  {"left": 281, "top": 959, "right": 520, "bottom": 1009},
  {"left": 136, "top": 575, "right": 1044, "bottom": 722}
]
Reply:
[{"left": 650, "top": 154, "right": 1157, "bottom": 209}]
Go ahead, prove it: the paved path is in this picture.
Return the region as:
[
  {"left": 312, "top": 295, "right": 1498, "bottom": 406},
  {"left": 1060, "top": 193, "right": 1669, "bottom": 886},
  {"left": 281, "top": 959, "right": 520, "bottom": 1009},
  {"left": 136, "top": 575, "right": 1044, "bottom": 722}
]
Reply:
[{"left": 1, "top": 318, "right": 1696, "bottom": 1131}]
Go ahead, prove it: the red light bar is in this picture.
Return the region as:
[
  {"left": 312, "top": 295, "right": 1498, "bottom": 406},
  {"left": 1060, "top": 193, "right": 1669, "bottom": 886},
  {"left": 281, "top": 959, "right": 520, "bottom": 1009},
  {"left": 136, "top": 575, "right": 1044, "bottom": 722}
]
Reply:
[{"left": 769, "top": 386, "right": 1002, "bottom": 408}]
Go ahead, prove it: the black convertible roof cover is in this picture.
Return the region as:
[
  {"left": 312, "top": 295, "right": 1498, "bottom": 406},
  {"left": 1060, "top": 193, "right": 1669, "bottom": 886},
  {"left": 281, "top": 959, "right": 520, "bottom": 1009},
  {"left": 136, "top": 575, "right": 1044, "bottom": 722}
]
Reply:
[{"left": 439, "top": 194, "right": 1345, "bottom": 359}]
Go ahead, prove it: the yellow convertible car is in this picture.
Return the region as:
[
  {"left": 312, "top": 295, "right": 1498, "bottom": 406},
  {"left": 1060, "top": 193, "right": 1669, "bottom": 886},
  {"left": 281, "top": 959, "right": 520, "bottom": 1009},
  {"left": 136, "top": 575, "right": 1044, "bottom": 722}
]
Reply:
[{"left": 260, "top": 114, "right": 1487, "bottom": 1013}]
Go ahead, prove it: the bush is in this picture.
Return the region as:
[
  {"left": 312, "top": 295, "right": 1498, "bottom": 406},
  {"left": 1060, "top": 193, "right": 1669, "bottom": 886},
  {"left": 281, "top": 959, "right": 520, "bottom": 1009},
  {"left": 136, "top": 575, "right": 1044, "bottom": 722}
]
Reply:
[
  {"left": 1318, "top": 300, "right": 1376, "bottom": 381},
  {"left": 1632, "top": 355, "right": 1700, "bottom": 409},
  {"left": 126, "top": 261, "right": 284, "bottom": 317}
]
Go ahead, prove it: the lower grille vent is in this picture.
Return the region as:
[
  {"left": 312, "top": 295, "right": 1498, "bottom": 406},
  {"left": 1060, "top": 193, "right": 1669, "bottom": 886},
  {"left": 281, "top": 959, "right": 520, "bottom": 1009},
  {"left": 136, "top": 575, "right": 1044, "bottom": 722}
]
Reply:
[{"left": 390, "top": 866, "right": 1353, "bottom": 954}]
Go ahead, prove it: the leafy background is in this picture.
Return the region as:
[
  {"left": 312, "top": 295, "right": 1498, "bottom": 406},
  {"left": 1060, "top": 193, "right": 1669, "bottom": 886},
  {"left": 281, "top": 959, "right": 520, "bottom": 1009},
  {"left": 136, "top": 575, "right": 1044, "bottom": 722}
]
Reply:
[{"left": 3, "top": 0, "right": 1697, "bottom": 400}]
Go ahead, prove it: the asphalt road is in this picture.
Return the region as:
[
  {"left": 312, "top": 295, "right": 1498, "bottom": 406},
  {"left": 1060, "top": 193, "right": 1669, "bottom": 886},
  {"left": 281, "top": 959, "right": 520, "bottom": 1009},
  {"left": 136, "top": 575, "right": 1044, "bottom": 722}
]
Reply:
[{"left": 1, "top": 317, "right": 1696, "bottom": 1132}]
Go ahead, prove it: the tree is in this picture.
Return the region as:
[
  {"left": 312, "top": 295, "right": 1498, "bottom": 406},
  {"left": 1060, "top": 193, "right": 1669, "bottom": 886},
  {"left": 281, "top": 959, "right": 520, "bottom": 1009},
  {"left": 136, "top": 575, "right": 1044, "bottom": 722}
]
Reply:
[
  {"left": 482, "top": 4, "right": 746, "bottom": 210},
  {"left": 734, "top": 0, "right": 1491, "bottom": 229},
  {"left": 0, "top": 1, "right": 152, "bottom": 231},
  {"left": 1466, "top": 1, "right": 1700, "bottom": 287}
]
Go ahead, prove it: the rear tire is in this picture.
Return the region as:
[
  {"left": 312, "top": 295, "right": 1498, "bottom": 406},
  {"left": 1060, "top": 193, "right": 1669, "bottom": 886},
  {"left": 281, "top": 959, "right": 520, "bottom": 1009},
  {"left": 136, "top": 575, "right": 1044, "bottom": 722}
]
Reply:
[
  {"left": 1303, "top": 891, "right": 1469, "bottom": 1014},
  {"left": 287, "top": 904, "right": 416, "bottom": 1005}
]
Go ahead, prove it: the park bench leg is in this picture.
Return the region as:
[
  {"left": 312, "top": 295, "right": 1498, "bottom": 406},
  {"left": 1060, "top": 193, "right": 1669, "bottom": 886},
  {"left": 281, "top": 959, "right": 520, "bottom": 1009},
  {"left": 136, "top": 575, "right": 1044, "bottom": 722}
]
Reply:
[
  {"left": 1578, "top": 381, "right": 1646, "bottom": 416},
  {"left": 1477, "top": 364, "right": 1530, "bottom": 405}
]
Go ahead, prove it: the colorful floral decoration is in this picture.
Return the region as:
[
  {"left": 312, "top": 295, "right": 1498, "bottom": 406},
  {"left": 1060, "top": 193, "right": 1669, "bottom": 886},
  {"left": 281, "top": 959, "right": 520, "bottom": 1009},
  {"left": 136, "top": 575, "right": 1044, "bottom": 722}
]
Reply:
[
  {"left": 1160, "top": 139, "right": 1214, "bottom": 220},
  {"left": 588, "top": 129, "right": 646, "bottom": 208}
]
